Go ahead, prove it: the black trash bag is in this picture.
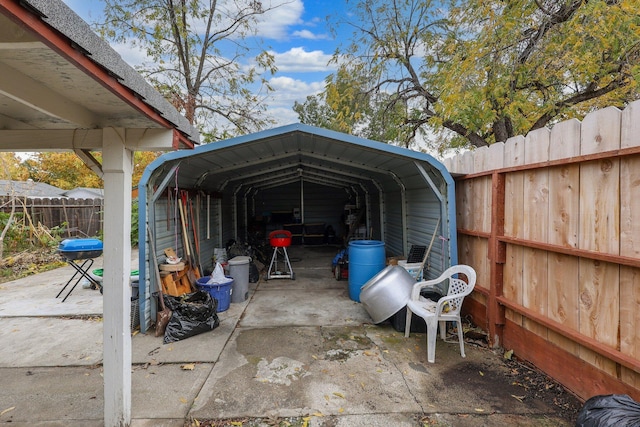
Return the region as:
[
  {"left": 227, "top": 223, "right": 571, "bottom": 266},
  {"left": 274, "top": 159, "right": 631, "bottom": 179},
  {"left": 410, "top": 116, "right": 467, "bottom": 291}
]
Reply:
[
  {"left": 163, "top": 290, "right": 219, "bottom": 344},
  {"left": 576, "top": 394, "right": 640, "bottom": 427}
]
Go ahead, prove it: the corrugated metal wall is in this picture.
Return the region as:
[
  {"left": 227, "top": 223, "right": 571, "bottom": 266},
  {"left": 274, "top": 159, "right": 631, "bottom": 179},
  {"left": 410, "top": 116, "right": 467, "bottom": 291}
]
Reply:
[
  {"left": 383, "top": 189, "right": 403, "bottom": 256},
  {"left": 405, "top": 188, "right": 446, "bottom": 280},
  {"left": 300, "top": 182, "right": 346, "bottom": 236}
]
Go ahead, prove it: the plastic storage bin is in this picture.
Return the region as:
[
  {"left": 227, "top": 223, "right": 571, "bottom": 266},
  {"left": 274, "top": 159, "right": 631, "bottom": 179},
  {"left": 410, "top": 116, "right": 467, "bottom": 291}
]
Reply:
[
  {"left": 398, "top": 260, "right": 424, "bottom": 280},
  {"left": 196, "top": 276, "right": 233, "bottom": 312}
]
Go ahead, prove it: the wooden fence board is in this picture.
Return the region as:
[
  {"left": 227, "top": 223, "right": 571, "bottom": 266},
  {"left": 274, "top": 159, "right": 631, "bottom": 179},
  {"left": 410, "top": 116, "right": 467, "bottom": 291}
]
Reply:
[
  {"left": 521, "top": 128, "right": 550, "bottom": 338},
  {"left": 620, "top": 153, "right": 640, "bottom": 379},
  {"left": 461, "top": 150, "right": 474, "bottom": 174},
  {"left": 622, "top": 100, "right": 640, "bottom": 149},
  {"left": 458, "top": 234, "right": 489, "bottom": 291},
  {"left": 456, "top": 180, "right": 473, "bottom": 231},
  {"left": 474, "top": 176, "right": 491, "bottom": 234},
  {"left": 580, "top": 107, "right": 621, "bottom": 155},
  {"left": 578, "top": 109, "right": 621, "bottom": 374},
  {"left": 579, "top": 159, "right": 620, "bottom": 254},
  {"left": 547, "top": 253, "right": 580, "bottom": 354},
  {"left": 548, "top": 165, "right": 580, "bottom": 248},
  {"left": 474, "top": 146, "right": 489, "bottom": 173},
  {"left": 524, "top": 127, "right": 550, "bottom": 164},
  {"left": 504, "top": 136, "right": 525, "bottom": 239},
  {"left": 522, "top": 247, "right": 548, "bottom": 338},
  {"left": 503, "top": 135, "right": 525, "bottom": 167},
  {"left": 620, "top": 155, "right": 640, "bottom": 258},
  {"left": 549, "top": 119, "right": 581, "bottom": 161},
  {"left": 578, "top": 259, "right": 619, "bottom": 375},
  {"left": 547, "top": 162, "right": 580, "bottom": 355},
  {"left": 504, "top": 172, "right": 524, "bottom": 239},
  {"left": 486, "top": 142, "right": 504, "bottom": 170},
  {"left": 503, "top": 243, "right": 523, "bottom": 325},
  {"left": 620, "top": 266, "right": 640, "bottom": 387}
]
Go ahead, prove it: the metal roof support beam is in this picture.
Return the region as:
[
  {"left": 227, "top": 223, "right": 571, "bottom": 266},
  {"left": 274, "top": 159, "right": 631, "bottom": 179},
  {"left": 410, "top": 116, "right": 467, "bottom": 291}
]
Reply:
[
  {"left": 415, "top": 161, "right": 446, "bottom": 238},
  {"left": 389, "top": 171, "right": 407, "bottom": 253},
  {"left": 241, "top": 186, "right": 253, "bottom": 242},
  {"left": 216, "top": 197, "right": 223, "bottom": 247},
  {"left": 370, "top": 179, "right": 385, "bottom": 243}
]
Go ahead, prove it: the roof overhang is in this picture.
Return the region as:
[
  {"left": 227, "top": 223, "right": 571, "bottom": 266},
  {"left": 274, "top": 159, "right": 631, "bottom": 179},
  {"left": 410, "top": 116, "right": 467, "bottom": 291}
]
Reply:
[{"left": 0, "top": 0, "right": 200, "bottom": 152}]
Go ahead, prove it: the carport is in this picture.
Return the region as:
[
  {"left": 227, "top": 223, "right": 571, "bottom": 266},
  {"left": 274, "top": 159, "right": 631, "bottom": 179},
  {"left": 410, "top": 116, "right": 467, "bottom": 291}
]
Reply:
[{"left": 139, "top": 124, "right": 458, "bottom": 331}]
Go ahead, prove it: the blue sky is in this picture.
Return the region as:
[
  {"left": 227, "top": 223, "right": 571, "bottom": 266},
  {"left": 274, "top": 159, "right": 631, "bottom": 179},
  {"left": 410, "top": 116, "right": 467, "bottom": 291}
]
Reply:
[{"left": 61, "top": 0, "right": 347, "bottom": 127}]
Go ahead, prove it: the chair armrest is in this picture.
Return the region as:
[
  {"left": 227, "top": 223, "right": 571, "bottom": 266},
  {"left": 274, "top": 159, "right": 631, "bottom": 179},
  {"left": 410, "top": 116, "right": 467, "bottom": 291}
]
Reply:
[{"left": 410, "top": 271, "right": 450, "bottom": 300}]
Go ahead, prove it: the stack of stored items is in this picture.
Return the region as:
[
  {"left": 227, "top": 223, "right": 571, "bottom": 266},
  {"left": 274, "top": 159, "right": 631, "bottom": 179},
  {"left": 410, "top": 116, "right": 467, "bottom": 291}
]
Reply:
[
  {"left": 303, "top": 222, "right": 325, "bottom": 245},
  {"left": 283, "top": 223, "right": 303, "bottom": 245}
]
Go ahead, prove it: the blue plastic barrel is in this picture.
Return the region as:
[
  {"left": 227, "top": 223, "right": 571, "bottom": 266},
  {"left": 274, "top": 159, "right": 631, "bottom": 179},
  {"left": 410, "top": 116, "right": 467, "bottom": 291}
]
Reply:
[{"left": 348, "top": 240, "right": 386, "bottom": 302}]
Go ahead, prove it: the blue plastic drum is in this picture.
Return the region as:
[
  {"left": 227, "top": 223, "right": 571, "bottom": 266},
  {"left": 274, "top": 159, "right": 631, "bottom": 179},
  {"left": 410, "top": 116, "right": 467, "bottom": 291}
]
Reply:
[{"left": 348, "top": 240, "right": 386, "bottom": 302}]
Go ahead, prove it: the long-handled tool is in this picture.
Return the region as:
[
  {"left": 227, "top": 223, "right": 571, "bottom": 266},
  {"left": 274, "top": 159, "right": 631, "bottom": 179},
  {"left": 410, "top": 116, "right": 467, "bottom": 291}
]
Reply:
[
  {"left": 178, "top": 195, "right": 200, "bottom": 286},
  {"left": 147, "top": 225, "right": 172, "bottom": 337},
  {"left": 419, "top": 217, "right": 441, "bottom": 273}
]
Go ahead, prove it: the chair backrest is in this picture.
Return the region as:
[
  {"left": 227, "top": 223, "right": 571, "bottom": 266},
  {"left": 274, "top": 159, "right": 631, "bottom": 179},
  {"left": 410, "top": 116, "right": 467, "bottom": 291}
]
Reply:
[{"left": 444, "top": 265, "right": 476, "bottom": 314}]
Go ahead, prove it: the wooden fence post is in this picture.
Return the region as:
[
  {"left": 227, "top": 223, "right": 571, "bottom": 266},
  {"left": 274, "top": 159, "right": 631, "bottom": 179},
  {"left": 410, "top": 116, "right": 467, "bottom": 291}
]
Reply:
[{"left": 488, "top": 171, "right": 506, "bottom": 346}]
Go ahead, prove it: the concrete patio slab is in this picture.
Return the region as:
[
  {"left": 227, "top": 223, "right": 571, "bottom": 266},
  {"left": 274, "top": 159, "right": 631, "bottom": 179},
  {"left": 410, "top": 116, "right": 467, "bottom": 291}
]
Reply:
[{"left": 0, "top": 246, "right": 580, "bottom": 426}]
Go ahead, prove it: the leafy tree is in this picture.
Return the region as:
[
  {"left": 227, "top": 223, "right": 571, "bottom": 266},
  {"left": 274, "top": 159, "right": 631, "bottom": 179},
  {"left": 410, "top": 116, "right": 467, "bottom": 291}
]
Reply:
[
  {"left": 22, "top": 151, "right": 160, "bottom": 190},
  {"left": 97, "top": 0, "right": 280, "bottom": 141},
  {"left": 295, "top": 65, "right": 415, "bottom": 147},
  {"left": 0, "top": 153, "right": 29, "bottom": 180},
  {"left": 23, "top": 152, "right": 103, "bottom": 190},
  {"left": 328, "top": 0, "right": 640, "bottom": 152}
]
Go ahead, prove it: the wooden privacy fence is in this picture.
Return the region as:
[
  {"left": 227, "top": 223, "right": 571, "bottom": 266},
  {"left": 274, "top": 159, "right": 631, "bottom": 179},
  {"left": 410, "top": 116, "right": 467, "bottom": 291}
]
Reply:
[
  {"left": 0, "top": 197, "right": 103, "bottom": 238},
  {"left": 444, "top": 102, "right": 640, "bottom": 403}
]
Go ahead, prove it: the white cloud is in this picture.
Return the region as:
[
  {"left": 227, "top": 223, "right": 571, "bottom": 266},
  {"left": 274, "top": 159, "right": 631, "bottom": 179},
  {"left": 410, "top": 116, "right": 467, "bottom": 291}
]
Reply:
[
  {"left": 271, "top": 47, "right": 334, "bottom": 73},
  {"left": 110, "top": 41, "right": 151, "bottom": 67},
  {"left": 255, "top": 0, "right": 305, "bottom": 41},
  {"left": 291, "top": 29, "right": 330, "bottom": 40},
  {"left": 266, "top": 106, "right": 301, "bottom": 126},
  {"left": 270, "top": 76, "right": 324, "bottom": 96},
  {"left": 266, "top": 75, "right": 324, "bottom": 109}
]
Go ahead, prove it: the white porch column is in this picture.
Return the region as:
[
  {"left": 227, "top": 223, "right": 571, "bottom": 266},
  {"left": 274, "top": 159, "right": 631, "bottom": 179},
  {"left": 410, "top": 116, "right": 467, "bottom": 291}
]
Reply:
[{"left": 102, "top": 127, "right": 133, "bottom": 426}]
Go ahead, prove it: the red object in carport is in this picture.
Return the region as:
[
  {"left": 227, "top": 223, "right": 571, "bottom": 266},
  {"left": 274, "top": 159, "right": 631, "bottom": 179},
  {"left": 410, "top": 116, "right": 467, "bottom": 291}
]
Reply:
[{"left": 269, "top": 230, "right": 292, "bottom": 247}]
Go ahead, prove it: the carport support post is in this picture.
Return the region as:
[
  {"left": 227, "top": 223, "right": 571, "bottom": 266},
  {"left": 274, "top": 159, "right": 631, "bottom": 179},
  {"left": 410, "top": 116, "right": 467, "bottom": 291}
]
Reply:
[{"left": 102, "top": 128, "right": 133, "bottom": 426}]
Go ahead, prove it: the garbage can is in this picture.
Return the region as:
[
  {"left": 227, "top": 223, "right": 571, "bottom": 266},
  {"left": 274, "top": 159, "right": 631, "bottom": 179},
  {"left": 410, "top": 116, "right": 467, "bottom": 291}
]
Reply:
[{"left": 228, "top": 256, "right": 251, "bottom": 303}]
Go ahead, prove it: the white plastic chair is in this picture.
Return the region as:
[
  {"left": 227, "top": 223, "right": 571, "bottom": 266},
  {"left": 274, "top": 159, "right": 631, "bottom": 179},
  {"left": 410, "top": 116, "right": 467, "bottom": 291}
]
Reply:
[{"left": 404, "top": 264, "right": 477, "bottom": 363}]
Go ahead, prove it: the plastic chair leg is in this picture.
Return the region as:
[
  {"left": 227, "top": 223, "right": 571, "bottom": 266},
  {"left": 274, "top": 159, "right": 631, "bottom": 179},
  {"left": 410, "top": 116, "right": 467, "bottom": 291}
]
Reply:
[
  {"left": 439, "top": 320, "right": 447, "bottom": 340},
  {"left": 456, "top": 317, "right": 466, "bottom": 358},
  {"left": 404, "top": 307, "right": 413, "bottom": 338},
  {"left": 426, "top": 318, "right": 438, "bottom": 363}
]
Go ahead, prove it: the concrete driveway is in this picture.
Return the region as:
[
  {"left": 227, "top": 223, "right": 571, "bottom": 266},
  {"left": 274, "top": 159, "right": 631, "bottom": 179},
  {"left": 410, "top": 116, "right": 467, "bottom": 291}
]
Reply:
[{"left": 0, "top": 246, "right": 578, "bottom": 426}]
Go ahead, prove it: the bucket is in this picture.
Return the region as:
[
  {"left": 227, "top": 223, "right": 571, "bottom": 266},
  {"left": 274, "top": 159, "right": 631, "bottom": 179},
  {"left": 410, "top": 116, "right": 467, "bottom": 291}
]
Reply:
[
  {"left": 360, "top": 265, "right": 415, "bottom": 323},
  {"left": 196, "top": 276, "right": 233, "bottom": 312},
  {"left": 348, "top": 240, "right": 386, "bottom": 302},
  {"left": 228, "top": 256, "right": 251, "bottom": 303}
]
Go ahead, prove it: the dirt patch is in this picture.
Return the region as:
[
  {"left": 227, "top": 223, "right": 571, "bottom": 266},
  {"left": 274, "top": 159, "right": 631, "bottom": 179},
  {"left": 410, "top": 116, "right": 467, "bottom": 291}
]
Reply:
[
  {"left": 0, "top": 248, "right": 65, "bottom": 283},
  {"left": 502, "top": 355, "right": 582, "bottom": 420}
]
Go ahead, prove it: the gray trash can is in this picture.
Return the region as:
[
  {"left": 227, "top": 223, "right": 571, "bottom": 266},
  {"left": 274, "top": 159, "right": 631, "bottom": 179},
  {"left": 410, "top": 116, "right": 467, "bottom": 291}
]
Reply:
[{"left": 228, "top": 256, "right": 251, "bottom": 303}]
